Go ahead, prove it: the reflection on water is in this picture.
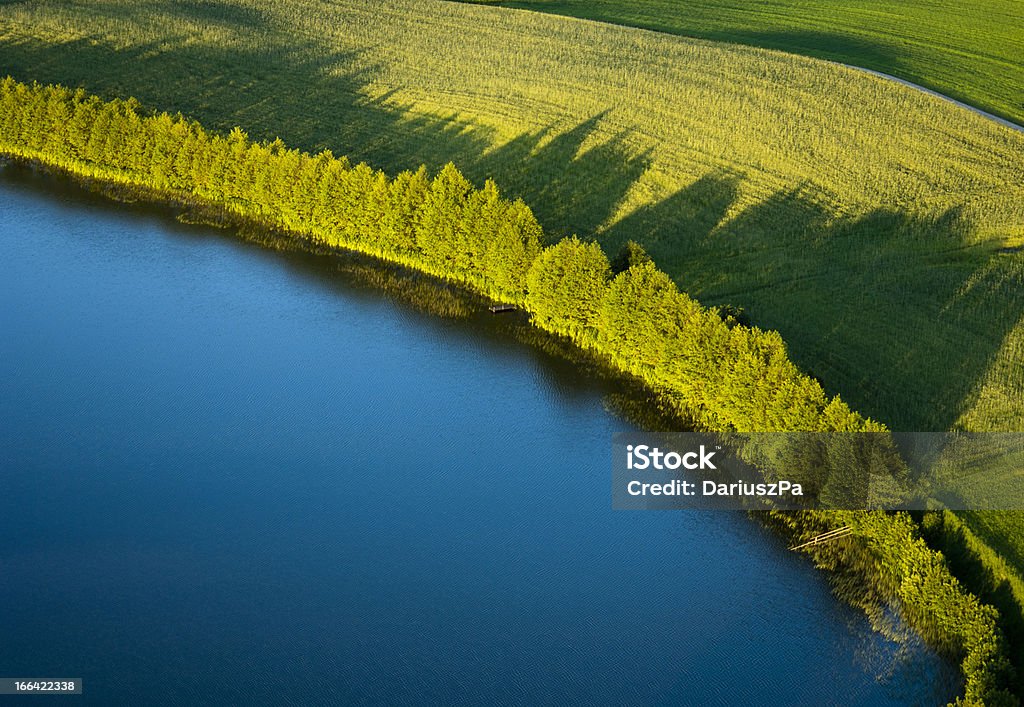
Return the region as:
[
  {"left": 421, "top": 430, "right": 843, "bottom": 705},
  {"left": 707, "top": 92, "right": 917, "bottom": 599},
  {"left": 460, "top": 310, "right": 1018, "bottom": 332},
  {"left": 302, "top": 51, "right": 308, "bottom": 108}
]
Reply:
[{"left": 0, "top": 161, "right": 959, "bottom": 705}]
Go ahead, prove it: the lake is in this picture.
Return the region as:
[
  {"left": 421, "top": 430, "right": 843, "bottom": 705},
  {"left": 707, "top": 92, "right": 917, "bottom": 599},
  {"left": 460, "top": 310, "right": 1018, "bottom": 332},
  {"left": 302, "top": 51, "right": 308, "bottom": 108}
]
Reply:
[{"left": 0, "top": 164, "right": 957, "bottom": 704}]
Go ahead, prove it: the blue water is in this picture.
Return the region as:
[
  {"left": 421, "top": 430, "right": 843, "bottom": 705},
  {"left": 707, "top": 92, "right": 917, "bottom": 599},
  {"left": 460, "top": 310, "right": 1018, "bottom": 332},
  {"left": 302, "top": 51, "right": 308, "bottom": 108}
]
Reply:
[{"left": 0, "top": 166, "right": 956, "bottom": 705}]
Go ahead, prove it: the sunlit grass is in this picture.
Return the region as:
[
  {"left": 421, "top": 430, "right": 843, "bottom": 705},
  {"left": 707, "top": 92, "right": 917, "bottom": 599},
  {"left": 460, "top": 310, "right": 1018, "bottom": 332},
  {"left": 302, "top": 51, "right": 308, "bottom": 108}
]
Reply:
[
  {"left": 3, "top": 0, "right": 1024, "bottom": 580},
  {"left": 469, "top": 0, "right": 1024, "bottom": 127}
]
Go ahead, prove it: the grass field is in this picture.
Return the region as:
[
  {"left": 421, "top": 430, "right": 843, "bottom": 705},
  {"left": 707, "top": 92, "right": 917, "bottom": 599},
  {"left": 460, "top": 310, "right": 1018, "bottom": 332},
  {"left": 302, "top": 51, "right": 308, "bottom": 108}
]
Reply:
[
  {"left": 2, "top": 0, "right": 1024, "bottom": 623},
  {"left": 3, "top": 0, "right": 1020, "bottom": 432},
  {"left": 468, "top": 0, "right": 1024, "bottom": 127}
]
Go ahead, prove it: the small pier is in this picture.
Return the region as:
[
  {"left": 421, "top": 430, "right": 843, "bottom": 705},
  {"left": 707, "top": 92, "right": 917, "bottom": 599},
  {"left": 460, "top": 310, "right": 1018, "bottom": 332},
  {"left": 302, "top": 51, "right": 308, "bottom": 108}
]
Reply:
[
  {"left": 488, "top": 304, "right": 517, "bottom": 314},
  {"left": 789, "top": 525, "right": 853, "bottom": 551}
]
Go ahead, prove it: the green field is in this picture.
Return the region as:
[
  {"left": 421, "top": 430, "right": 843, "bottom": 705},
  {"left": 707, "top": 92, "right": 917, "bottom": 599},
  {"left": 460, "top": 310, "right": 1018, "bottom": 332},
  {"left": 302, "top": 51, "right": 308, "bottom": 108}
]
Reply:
[
  {"left": 3, "top": 0, "right": 1024, "bottom": 653},
  {"left": 2, "top": 0, "right": 1022, "bottom": 430},
  {"left": 471, "top": 0, "right": 1024, "bottom": 127}
]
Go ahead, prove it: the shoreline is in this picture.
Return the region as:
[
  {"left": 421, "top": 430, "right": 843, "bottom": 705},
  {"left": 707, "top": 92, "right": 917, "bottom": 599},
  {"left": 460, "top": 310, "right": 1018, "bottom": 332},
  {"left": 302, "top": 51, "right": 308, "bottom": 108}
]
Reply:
[
  {"left": 0, "top": 76, "right": 1014, "bottom": 700},
  {"left": 0, "top": 152, "right": 984, "bottom": 701}
]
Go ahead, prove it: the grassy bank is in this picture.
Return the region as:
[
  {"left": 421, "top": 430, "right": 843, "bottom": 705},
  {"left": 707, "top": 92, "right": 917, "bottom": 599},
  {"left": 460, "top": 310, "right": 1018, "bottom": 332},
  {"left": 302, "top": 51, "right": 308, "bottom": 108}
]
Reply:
[
  {"left": 1, "top": 77, "right": 1016, "bottom": 704},
  {"left": 460, "top": 0, "right": 1024, "bottom": 126},
  {"left": 6, "top": 2, "right": 1022, "bottom": 619},
  {"left": 4, "top": 0, "right": 1023, "bottom": 697},
  {"left": 2, "top": 0, "right": 1021, "bottom": 437}
]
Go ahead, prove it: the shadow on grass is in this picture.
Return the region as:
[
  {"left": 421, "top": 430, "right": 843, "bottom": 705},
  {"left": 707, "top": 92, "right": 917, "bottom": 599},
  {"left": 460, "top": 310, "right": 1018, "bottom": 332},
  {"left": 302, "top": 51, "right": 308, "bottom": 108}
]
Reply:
[
  {"left": 2, "top": 6, "right": 1023, "bottom": 434},
  {"left": 0, "top": 21, "right": 650, "bottom": 243},
  {"left": 495, "top": 2, "right": 907, "bottom": 65},
  {"left": 605, "top": 176, "right": 1024, "bottom": 432}
]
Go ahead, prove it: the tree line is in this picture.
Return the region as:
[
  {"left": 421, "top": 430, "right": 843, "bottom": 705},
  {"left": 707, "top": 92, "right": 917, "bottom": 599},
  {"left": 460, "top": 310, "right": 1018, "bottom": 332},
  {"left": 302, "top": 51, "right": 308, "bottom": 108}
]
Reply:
[
  {"left": 0, "top": 77, "right": 1013, "bottom": 704},
  {"left": 0, "top": 77, "right": 870, "bottom": 435}
]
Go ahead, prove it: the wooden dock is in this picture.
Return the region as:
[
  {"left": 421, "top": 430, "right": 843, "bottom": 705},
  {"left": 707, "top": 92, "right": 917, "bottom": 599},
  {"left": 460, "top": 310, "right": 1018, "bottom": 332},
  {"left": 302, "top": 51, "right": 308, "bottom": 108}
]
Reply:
[
  {"left": 789, "top": 525, "right": 853, "bottom": 551},
  {"left": 488, "top": 304, "right": 517, "bottom": 314}
]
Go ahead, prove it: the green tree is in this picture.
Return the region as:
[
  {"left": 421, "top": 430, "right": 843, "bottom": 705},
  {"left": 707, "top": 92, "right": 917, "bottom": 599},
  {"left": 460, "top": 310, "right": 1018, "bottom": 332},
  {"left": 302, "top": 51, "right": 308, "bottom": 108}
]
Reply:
[
  {"left": 525, "top": 236, "right": 610, "bottom": 341},
  {"left": 481, "top": 198, "right": 543, "bottom": 301},
  {"left": 380, "top": 166, "right": 430, "bottom": 257},
  {"left": 417, "top": 162, "right": 473, "bottom": 271},
  {"left": 597, "top": 260, "right": 680, "bottom": 373}
]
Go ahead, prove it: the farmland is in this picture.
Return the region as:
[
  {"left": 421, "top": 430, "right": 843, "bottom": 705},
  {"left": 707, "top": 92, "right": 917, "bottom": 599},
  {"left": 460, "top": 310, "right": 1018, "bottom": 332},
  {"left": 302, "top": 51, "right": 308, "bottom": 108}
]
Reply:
[
  {"left": 467, "top": 0, "right": 1024, "bottom": 127},
  {"left": 4, "top": 0, "right": 1021, "bottom": 432},
  {"left": 2, "top": 0, "right": 1024, "bottom": 659}
]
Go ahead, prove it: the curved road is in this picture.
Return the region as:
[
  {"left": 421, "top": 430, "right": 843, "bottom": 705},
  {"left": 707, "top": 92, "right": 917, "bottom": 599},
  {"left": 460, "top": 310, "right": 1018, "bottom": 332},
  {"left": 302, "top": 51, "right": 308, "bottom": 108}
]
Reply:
[{"left": 839, "top": 63, "right": 1023, "bottom": 134}]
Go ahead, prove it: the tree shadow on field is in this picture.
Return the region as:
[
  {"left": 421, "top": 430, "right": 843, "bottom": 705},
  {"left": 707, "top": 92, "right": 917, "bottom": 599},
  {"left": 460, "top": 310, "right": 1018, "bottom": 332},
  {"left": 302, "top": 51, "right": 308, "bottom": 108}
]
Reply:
[
  {"left": 605, "top": 172, "right": 1024, "bottom": 432},
  {"left": 3, "top": 2, "right": 1024, "bottom": 434},
  {"left": 603, "top": 171, "right": 741, "bottom": 275},
  {"left": 476, "top": 114, "right": 652, "bottom": 242},
  {"left": 0, "top": 6, "right": 647, "bottom": 243}
]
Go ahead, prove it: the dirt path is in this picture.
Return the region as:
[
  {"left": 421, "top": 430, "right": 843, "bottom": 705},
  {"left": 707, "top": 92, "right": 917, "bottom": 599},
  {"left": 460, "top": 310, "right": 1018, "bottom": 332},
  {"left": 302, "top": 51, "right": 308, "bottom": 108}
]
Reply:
[{"left": 843, "top": 64, "right": 1023, "bottom": 134}]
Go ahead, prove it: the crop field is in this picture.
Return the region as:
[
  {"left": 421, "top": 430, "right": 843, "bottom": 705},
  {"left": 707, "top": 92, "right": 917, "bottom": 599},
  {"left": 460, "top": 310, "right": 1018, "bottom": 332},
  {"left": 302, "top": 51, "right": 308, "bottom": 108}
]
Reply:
[
  {"left": 470, "top": 0, "right": 1024, "bottom": 127},
  {"left": 3, "top": 0, "right": 1021, "bottom": 431},
  {"left": 2, "top": 0, "right": 1024, "bottom": 611}
]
